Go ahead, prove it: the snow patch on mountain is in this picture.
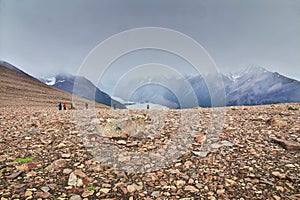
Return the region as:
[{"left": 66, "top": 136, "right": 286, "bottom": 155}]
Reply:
[{"left": 43, "top": 77, "right": 56, "bottom": 85}]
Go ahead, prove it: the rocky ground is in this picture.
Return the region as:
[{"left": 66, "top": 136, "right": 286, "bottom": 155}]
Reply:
[{"left": 0, "top": 103, "right": 299, "bottom": 200}]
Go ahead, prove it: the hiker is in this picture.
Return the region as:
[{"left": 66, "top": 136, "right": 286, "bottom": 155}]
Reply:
[
  {"left": 147, "top": 104, "right": 150, "bottom": 110},
  {"left": 63, "top": 102, "right": 67, "bottom": 110},
  {"left": 70, "top": 102, "right": 75, "bottom": 110},
  {"left": 85, "top": 102, "right": 88, "bottom": 109},
  {"left": 58, "top": 103, "right": 62, "bottom": 110}
]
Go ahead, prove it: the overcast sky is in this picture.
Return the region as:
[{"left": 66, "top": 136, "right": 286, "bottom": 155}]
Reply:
[{"left": 0, "top": 0, "right": 300, "bottom": 82}]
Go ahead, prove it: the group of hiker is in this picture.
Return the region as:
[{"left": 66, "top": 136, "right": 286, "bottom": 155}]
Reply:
[{"left": 57, "top": 102, "right": 88, "bottom": 110}]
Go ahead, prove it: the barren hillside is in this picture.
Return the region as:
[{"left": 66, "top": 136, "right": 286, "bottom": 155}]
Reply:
[{"left": 0, "top": 66, "right": 107, "bottom": 109}]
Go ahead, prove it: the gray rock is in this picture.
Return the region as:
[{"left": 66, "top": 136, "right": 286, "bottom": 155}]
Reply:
[
  {"left": 40, "top": 186, "right": 50, "bottom": 193},
  {"left": 68, "top": 172, "right": 78, "bottom": 186},
  {"left": 192, "top": 151, "right": 209, "bottom": 157},
  {"left": 220, "top": 140, "right": 235, "bottom": 147},
  {"left": 69, "top": 195, "right": 82, "bottom": 200},
  {"left": 151, "top": 191, "right": 160, "bottom": 197},
  {"left": 210, "top": 143, "right": 222, "bottom": 149}
]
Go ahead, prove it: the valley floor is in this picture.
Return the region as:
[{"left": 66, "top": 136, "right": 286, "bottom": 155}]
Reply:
[{"left": 0, "top": 103, "right": 299, "bottom": 199}]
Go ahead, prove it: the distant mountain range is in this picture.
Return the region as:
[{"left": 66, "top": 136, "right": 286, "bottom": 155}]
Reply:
[
  {"left": 2, "top": 60, "right": 299, "bottom": 108},
  {"left": 116, "top": 66, "right": 300, "bottom": 108},
  {"left": 224, "top": 66, "right": 300, "bottom": 106}
]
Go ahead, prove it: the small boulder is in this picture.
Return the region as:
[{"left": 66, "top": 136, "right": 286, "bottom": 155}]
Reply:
[{"left": 270, "top": 137, "right": 300, "bottom": 151}]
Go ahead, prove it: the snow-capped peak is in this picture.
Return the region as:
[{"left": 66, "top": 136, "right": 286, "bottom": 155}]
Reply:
[
  {"left": 226, "top": 65, "right": 269, "bottom": 82},
  {"left": 41, "top": 77, "right": 56, "bottom": 85}
]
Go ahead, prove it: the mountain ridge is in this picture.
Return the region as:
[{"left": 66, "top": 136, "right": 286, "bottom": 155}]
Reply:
[
  {"left": 39, "top": 74, "right": 126, "bottom": 109},
  {"left": 115, "top": 66, "right": 300, "bottom": 108}
]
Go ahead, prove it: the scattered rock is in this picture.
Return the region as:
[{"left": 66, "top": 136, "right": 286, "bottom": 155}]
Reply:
[
  {"left": 271, "top": 171, "right": 286, "bottom": 179},
  {"left": 270, "top": 137, "right": 300, "bottom": 151},
  {"left": 74, "top": 169, "right": 88, "bottom": 179},
  {"left": 151, "top": 191, "right": 160, "bottom": 197},
  {"left": 5, "top": 171, "right": 22, "bottom": 179},
  {"left": 0, "top": 155, "right": 6, "bottom": 162},
  {"left": 273, "top": 195, "right": 281, "bottom": 200},
  {"left": 63, "top": 168, "right": 73, "bottom": 174},
  {"left": 266, "top": 117, "right": 287, "bottom": 127},
  {"left": 0, "top": 103, "right": 299, "bottom": 199},
  {"left": 77, "top": 178, "right": 84, "bottom": 187},
  {"left": 195, "top": 133, "right": 206, "bottom": 143},
  {"left": 217, "top": 189, "right": 225, "bottom": 196},
  {"left": 175, "top": 180, "right": 186, "bottom": 187},
  {"left": 184, "top": 185, "right": 199, "bottom": 193},
  {"left": 24, "top": 190, "right": 32, "bottom": 197},
  {"left": 127, "top": 184, "right": 136, "bottom": 193},
  {"left": 35, "top": 191, "right": 52, "bottom": 199},
  {"left": 69, "top": 195, "right": 82, "bottom": 200},
  {"left": 285, "top": 164, "right": 295, "bottom": 168},
  {"left": 45, "top": 159, "right": 67, "bottom": 171},
  {"left": 68, "top": 172, "right": 78, "bottom": 186},
  {"left": 40, "top": 186, "right": 50, "bottom": 193},
  {"left": 82, "top": 190, "right": 94, "bottom": 198},
  {"left": 288, "top": 194, "right": 300, "bottom": 200},
  {"left": 220, "top": 140, "right": 235, "bottom": 147},
  {"left": 99, "top": 188, "right": 110, "bottom": 194},
  {"left": 116, "top": 140, "right": 127, "bottom": 145},
  {"left": 17, "top": 162, "right": 39, "bottom": 171},
  {"left": 61, "top": 153, "right": 71, "bottom": 158},
  {"left": 192, "top": 151, "right": 209, "bottom": 157},
  {"left": 133, "top": 182, "right": 143, "bottom": 191}
]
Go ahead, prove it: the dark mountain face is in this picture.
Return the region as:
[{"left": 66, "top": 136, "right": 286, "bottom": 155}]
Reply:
[
  {"left": 225, "top": 66, "right": 300, "bottom": 106},
  {"left": 40, "top": 74, "right": 125, "bottom": 109}
]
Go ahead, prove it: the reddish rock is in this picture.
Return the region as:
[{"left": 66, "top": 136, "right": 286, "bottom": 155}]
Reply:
[
  {"left": 270, "top": 137, "right": 300, "bottom": 151},
  {"left": 35, "top": 191, "right": 52, "bottom": 199},
  {"left": 195, "top": 133, "right": 206, "bottom": 143},
  {"left": 45, "top": 159, "right": 67, "bottom": 171},
  {"left": 6, "top": 171, "right": 22, "bottom": 179}
]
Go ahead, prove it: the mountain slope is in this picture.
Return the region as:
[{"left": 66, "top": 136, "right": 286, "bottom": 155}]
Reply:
[
  {"left": 0, "top": 60, "right": 36, "bottom": 79},
  {"left": 116, "top": 66, "right": 300, "bottom": 108},
  {"left": 40, "top": 74, "right": 125, "bottom": 109},
  {"left": 225, "top": 66, "right": 300, "bottom": 105},
  {"left": 0, "top": 65, "right": 107, "bottom": 109}
]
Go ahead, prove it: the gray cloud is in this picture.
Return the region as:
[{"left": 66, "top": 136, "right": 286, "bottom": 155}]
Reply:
[{"left": 0, "top": 0, "right": 299, "bottom": 82}]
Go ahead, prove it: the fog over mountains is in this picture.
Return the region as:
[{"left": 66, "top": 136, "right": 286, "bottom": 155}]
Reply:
[
  {"left": 104, "top": 65, "right": 300, "bottom": 108},
  {"left": 1, "top": 60, "right": 299, "bottom": 108}
]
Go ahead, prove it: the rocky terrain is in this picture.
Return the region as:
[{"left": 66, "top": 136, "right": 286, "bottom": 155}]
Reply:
[
  {"left": 0, "top": 63, "right": 299, "bottom": 199},
  {"left": 0, "top": 103, "right": 299, "bottom": 200}
]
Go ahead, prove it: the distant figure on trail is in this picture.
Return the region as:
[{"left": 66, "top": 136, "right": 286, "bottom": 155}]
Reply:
[
  {"left": 70, "top": 102, "right": 75, "bottom": 110},
  {"left": 85, "top": 102, "right": 88, "bottom": 109},
  {"left": 63, "top": 102, "right": 67, "bottom": 110},
  {"left": 147, "top": 104, "right": 150, "bottom": 110},
  {"left": 58, "top": 103, "right": 62, "bottom": 110}
]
